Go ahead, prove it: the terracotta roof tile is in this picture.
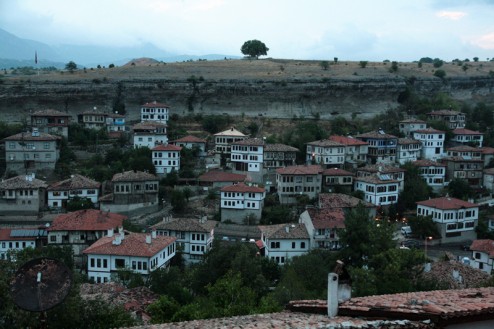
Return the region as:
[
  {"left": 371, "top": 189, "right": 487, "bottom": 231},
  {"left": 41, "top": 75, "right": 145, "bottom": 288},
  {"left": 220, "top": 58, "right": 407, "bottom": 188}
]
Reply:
[
  {"left": 329, "top": 135, "right": 368, "bottom": 146},
  {"left": 355, "top": 173, "right": 399, "bottom": 184},
  {"left": 0, "top": 227, "right": 47, "bottom": 241},
  {"left": 151, "top": 144, "right": 182, "bottom": 151},
  {"left": 214, "top": 127, "right": 247, "bottom": 137},
  {"left": 47, "top": 174, "right": 100, "bottom": 191},
  {"left": 83, "top": 233, "right": 176, "bottom": 257},
  {"left": 318, "top": 193, "right": 375, "bottom": 209},
  {"left": 358, "top": 164, "right": 406, "bottom": 174},
  {"left": 413, "top": 128, "right": 445, "bottom": 134},
  {"left": 276, "top": 165, "right": 323, "bottom": 175},
  {"left": 428, "top": 109, "right": 463, "bottom": 115},
  {"left": 258, "top": 223, "right": 309, "bottom": 239},
  {"left": 452, "top": 128, "right": 483, "bottom": 135},
  {"left": 398, "top": 138, "right": 421, "bottom": 145},
  {"left": 0, "top": 175, "right": 47, "bottom": 189},
  {"left": 132, "top": 121, "right": 167, "bottom": 130},
  {"left": 322, "top": 168, "right": 354, "bottom": 176},
  {"left": 198, "top": 170, "right": 247, "bottom": 183},
  {"left": 470, "top": 239, "right": 494, "bottom": 257},
  {"left": 170, "top": 135, "right": 206, "bottom": 143},
  {"left": 264, "top": 143, "right": 299, "bottom": 152},
  {"left": 306, "top": 208, "right": 345, "bottom": 229},
  {"left": 232, "top": 137, "right": 265, "bottom": 146},
  {"left": 306, "top": 139, "right": 344, "bottom": 147},
  {"left": 446, "top": 145, "right": 480, "bottom": 152},
  {"left": 141, "top": 101, "right": 170, "bottom": 108},
  {"left": 112, "top": 170, "right": 158, "bottom": 182},
  {"left": 31, "top": 109, "right": 70, "bottom": 117},
  {"left": 220, "top": 182, "right": 265, "bottom": 193},
  {"left": 355, "top": 131, "right": 398, "bottom": 139},
  {"left": 411, "top": 160, "right": 446, "bottom": 167},
  {"left": 49, "top": 209, "right": 126, "bottom": 231},
  {"left": 152, "top": 217, "right": 218, "bottom": 233},
  {"left": 399, "top": 118, "right": 427, "bottom": 124},
  {"left": 2, "top": 131, "right": 61, "bottom": 142},
  {"left": 416, "top": 196, "right": 477, "bottom": 209}
]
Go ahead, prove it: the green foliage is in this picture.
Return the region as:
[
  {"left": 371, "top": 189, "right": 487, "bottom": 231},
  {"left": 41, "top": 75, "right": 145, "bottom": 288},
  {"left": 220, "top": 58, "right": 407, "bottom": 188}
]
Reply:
[
  {"left": 261, "top": 205, "right": 295, "bottom": 224},
  {"left": 66, "top": 196, "right": 95, "bottom": 211},
  {"left": 407, "top": 215, "right": 440, "bottom": 239},
  {"left": 359, "top": 61, "right": 368, "bottom": 68},
  {"left": 447, "top": 178, "right": 474, "bottom": 200},
  {"left": 201, "top": 114, "right": 233, "bottom": 134},
  {"left": 240, "top": 39, "right": 269, "bottom": 59},
  {"left": 432, "top": 58, "right": 444, "bottom": 68},
  {"left": 282, "top": 121, "right": 328, "bottom": 162},
  {"left": 0, "top": 121, "right": 23, "bottom": 139},
  {"left": 170, "top": 189, "right": 187, "bottom": 212},
  {"left": 68, "top": 124, "right": 108, "bottom": 147},
  {"left": 434, "top": 69, "right": 446, "bottom": 79},
  {"left": 390, "top": 61, "right": 398, "bottom": 72},
  {"left": 398, "top": 162, "right": 432, "bottom": 211},
  {"left": 65, "top": 61, "right": 77, "bottom": 72},
  {"left": 147, "top": 295, "right": 181, "bottom": 324},
  {"left": 115, "top": 268, "right": 145, "bottom": 288},
  {"left": 320, "top": 61, "right": 329, "bottom": 70}
]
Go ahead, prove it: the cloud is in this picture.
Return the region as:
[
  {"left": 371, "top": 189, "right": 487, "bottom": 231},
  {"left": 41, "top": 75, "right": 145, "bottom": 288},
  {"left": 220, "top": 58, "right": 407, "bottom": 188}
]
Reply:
[
  {"left": 436, "top": 10, "right": 467, "bottom": 20},
  {"left": 470, "top": 32, "right": 494, "bottom": 50}
]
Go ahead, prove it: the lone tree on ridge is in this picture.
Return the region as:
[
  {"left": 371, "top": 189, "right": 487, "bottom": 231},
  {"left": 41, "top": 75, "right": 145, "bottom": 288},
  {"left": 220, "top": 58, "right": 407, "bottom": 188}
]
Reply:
[{"left": 241, "top": 39, "right": 269, "bottom": 59}]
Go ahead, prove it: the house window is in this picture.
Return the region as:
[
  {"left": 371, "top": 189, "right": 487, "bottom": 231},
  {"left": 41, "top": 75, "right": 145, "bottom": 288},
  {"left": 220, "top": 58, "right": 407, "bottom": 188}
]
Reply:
[
  {"left": 50, "top": 235, "right": 56, "bottom": 242},
  {"left": 90, "top": 258, "right": 95, "bottom": 267},
  {"left": 475, "top": 252, "right": 481, "bottom": 259},
  {"left": 292, "top": 242, "right": 295, "bottom": 249},
  {"left": 115, "top": 259, "right": 125, "bottom": 268},
  {"left": 301, "top": 242, "right": 306, "bottom": 249}
]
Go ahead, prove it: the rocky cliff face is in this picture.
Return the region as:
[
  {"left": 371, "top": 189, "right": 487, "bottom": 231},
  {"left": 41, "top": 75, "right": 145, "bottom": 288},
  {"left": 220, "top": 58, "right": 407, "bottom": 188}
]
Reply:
[{"left": 1, "top": 75, "right": 493, "bottom": 124}]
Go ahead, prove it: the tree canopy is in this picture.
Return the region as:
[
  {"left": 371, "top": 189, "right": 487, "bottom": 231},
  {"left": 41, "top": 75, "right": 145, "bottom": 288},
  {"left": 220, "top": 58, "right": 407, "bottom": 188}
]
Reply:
[{"left": 241, "top": 40, "right": 269, "bottom": 59}]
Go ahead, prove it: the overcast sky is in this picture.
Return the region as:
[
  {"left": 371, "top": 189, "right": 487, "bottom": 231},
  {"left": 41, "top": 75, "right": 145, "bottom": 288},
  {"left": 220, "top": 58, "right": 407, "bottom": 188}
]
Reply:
[{"left": 1, "top": 0, "right": 494, "bottom": 61}]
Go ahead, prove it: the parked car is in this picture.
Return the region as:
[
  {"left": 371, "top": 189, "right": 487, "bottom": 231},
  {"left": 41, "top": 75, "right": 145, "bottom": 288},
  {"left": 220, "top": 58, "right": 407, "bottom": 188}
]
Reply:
[
  {"left": 401, "top": 226, "right": 412, "bottom": 237},
  {"left": 401, "top": 240, "right": 420, "bottom": 249}
]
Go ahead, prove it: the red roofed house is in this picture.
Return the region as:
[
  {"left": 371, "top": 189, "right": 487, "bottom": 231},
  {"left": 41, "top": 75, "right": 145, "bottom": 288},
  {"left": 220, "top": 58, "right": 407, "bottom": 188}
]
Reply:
[
  {"left": 412, "top": 127, "right": 445, "bottom": 161},
  {"left": 276, "top": 165, "right": 323, "bottom": 205},
  {"left": 132, "top": 121, "right": 168, "bottom": 149},
  {"left": 411, "top": 159, "right": 446, "bottom": 192},
  {"left": 305, "top": 139, "right": 345, "bottom": 168},
  {"left": 322, "top": 168, "right": 354, "bottom": 193},
  {"left": 0, "top": 174, "right": 47, "bottom": 216},
  {"left": 151, "top": 144, "right": 182, "bottom": 176},
  {"left": 452, "top": 128, "right": 484, "bottom": 147},
  {"left": 356, "top": 164, "right": 406, "bottom": 192},
  {"left": 354, "top": 174, "right": 399, "bottom": 206},
  {"left": 299, "top": 206, "right": 345, "bottom": 250},
  {"left": 169, "top": 135, "right": 207, "bottom": 154},
  {"left": 213, "top": 127, "right": 248, "bottom": 155},
  {"left": 398, "top": 118, "right": 427, "bottom": 137},
  {"left": 99, "top": 170, "right": 160, "bottom": 215},
  {"left": 47, "top": 174, "right": 101, "bottom": 210},
  {"left": 416, "top": 196, "right": 479, "bottom": 243},
  {"left": 329, "top": 135, "right": 368, "bottom": 167},
  {"left": 48, "top": 209, "right": 126, "bottom": 263},
  {"left": 427, "top": 109, "right": 466, "bottom": 129},
  {"left": 0, "top": 227, "right": 47, "bottom": 260},
  {"left": 198, "top": 170, "right": 247, "bottom": 190},
  {"left": 220, "top": 183, "right": 266, "bottom": 224},
  {"left": 470, "top": 239, "right": 494, "bottom": 274},
  {"left": 83, "top": 231, "right": 176, "bottom": 283},
  {"left": 258, "top": 223, "right": 310, "bottom": 265},
  {"left": 396, "top": 138, "right": 422, "bottom": 164},
  {"left": 442, "top": 146, "right": 484, "bottom": 188},
  {"left": 140, "top": 101, "right": 170, "bottom": 124},
  {"left": 231, "top": 138, "right": 265, "bottom": 183},
  {"left": 30, "top": 109, "right": 71, "bottom": 138}
]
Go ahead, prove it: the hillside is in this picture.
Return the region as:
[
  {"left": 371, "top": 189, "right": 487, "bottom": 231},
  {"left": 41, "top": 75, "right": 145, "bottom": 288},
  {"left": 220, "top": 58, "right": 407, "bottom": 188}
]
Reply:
[{"left": 1, "top": 58, "right": 494, "bottom": 123}]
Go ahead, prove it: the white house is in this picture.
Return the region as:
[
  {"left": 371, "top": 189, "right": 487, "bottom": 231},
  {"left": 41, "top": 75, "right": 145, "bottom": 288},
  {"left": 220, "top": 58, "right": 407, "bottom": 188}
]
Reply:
[
  {"left": 398, "top": 118, "right": 427, "bottom": 138},
  {"left": 132, "top": 121, "right": 168, "bottom": 149},
  {"left": 47, "top": 174, "right": 101, "bottom": 209},
  {"left": 411, "top": 159, "right": 446, "bottom": 192},
  {"left": 355, "top": 130, "right": 398, "bottom": 165},
  {"left": 152, "top": 216, "right": 217, "bottom": 264},
  {"left": 306, "top": 139, "right": 345, "bottom": 168},
  {"left": 397, "top": 138, "right": 422, "bottom": 165},
  {"left": 106, "top": 113, "right": 127, "bottom": 136},
  {"left": 0, "top": 227, "right": 47, "bottom": 260},
  {"left": 169, "top": 135, "right": 207, "bottom": 155},
  {"left": 356, "top": 164, "right": 406, "bottom": 192},
  {"left": 354, "top": 174, "right": 399, "bottom": 206},
  {"left": 469, "top": 239, "right": 494, "bottom": 274},
  {"left": 220, "top": 183, "right": 266, "bottom": 224},
  {"left": 0, "top": 174, "right": 47, "bottom": 216},
  {"left": 258, "top": 223, "right": 310, "bottom": 265},
  {"left": 141, "top": 101, "right": 170, "bottom": 124},
  {"left": 214, "top": 127, "right": 248, "bottom": 154},
  {"left": 416, "top": 196, "right": 478, "bottom": 243},
  {"left": 299, "top": 207, "right": 345, "bottom": 250},
  {"left": 412, "top": 128, "right": 445, "bottom": 161},
  {"left": 427, "top": 109, "right": 466, "bottom": 129},
  {"left": 83, "top": 231, "right": 177, "bottom": 283},
  {"left": 231, "top": 138, "right": 264, "bottom": 183},
  {"left": 152, "top": 144, "right": 182, "bottom": 175},
  {"left": 452, "top": 128, "right": 484, "bottom": 147},
  {"left": 276, "top": 165, "right": 323, "bottom": 205}
]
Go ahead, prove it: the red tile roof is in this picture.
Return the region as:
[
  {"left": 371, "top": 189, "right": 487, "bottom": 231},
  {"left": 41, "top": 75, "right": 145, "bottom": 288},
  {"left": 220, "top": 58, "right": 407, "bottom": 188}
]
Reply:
[
  {"left": 446, "top": 145, "right": 479, "bottom": 152},
  {"left": 31, "top": 109, "right": 71, "bottom": 117},
  {"left": 132, "top": 121, "right": 167, "bottom": 131},
  {"left": 355, "top": 131, "right": 398, "bottom": 139},
  {"left": 259, "top": 223, "right": 309, "bottom": 240},
  {"left": 232, "top": 138, "right": 265, "bottom": 146},
  {"left": 399, "top": 118, "right": 426, "bottom": 124},
  {"left": 355, "top": 174, "right": 399, "bottom": 184},
  {"left": 452, "top": 128, "right": 483, "bottom": 135},
  {"left": 329, "top": 135, "right": 368, "bottom": 146},
  {"left": 358, "top": 164, "right": 405, "bottom": 174},
  {"left": 170, "top": 135, "right": 206, "bottom": 143},
  {"left": 428, "top": 109, "right": 463, "bottom": 115},
  {"left": 198, "top": 170, "right": 246, "bottom": 183},
  {"left": 416, "top": 196, "right": 477, "bottom": 209},
  {"left": 398, "top": 138, "right": 421, "bottom": 145},
  {"left": 83, "top": 233, "right": 176, "bottom": 257},
  {"left": 152, "top": 217, "right": 218, "bottom": 233},
  {"left": 0, "top": 175, "right": 47, "bottom": 189},
  {"left": 276, "top": 165, "right": 323, "bottom": 175},
  {"left": 322, "top": 168, "right": 354, "bottom": 176},
  {"left": 2, "top": 132, "right": 61, "bottom": 142},
  {"left": 480, "top": 146, "right": 494, "bottom": 154},
  {"left": 214, "top": 127, "right": 247, "bottom": 137},
  {"left": 413, "top": 128, "right": 445, "bottom": 134},
  {"left": 411, "top": 159, "right": 446, "bottom": 167},
  {"left": 470, "top": 239, "right": 494, "bottom": 257},
  {"left": 264, "top": 143, "right": 299, "bottom": 152},
  {"left": 152, "top": 144, "right": 182, "bottom": 151},
  {"left": 49, "top": 209, "right": 126, "bottom": 231},
  {"left": 0, "top": 227, "right": 46, "bottom": 241},
  {"left": 306, "top": 207, "right": 345, "bottom": 229},
  {"left": 318, "top": 193, "right": 375, "bottom": 209},
  {"left": 48, "top": 174, "right": 100, "bottom": 191},
  {"left": 306, "top": 139, "right": 344, "bottom": 147},
  {"left": 141, "top": 101, "right": 170, "bottom": 108},
  {"left": 220, "top": 182, "right": 265, "bottom": 193},
  {"left": 112, "top": 170, "right": 158, "bottom": 182}
]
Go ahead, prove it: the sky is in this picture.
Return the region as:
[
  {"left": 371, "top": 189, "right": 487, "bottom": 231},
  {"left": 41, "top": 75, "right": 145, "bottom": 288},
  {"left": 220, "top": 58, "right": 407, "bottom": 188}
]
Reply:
[{"left": 1, "top": 0, "right": 494, "bottom": 62}]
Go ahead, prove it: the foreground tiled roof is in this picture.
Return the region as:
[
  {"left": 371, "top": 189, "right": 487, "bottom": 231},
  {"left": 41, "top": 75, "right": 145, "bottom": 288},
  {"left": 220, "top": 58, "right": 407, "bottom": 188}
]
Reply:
[
  {"left": 264, "top": 143, "right": 299, "bottom": 152},
  {"left": 355, "top": 174, "right": 399, "bottom": 184},
  {"left": 112, "top": 170, "right": 158, "bottom": 182},
  {"left": 220, "top": 182, "right": 265, "bottom": 193},
  {"left": 49, "top": 209, "right": 126, "bottom": 231},
  {"left": 2, "top": 131, "right": 61, "bottom": 142},
  {"left": 306, "top": 207, "right": 345, "bottom": 229},
  {"left": 0, "top": 175, "right": 47, "bottom": 189},
  {"left": 329, "top": 135, "right": 368, "bottom": 146},
  {"left": 141, "top": 101, "right": 170, "bottom": 108},
  {"left": 31, "top": 109, "right": 70, "bottom": 117},
  {"left": 0, "top": 227, "right": 47, "bottom": 241},
  {"left": 416, "top": 197, "right": 477, "bottom": 209},
  {"left": 83, "top": 233, "right": 176, "bottom": 257},
  {"left": 258, "top": 223, "right": 309, "bottom": 240},
  {"left": 152, "top": 217, "right": 218, "bottom": 233},
  {"left": 421, "top": 259, "right": 490, "bottom": 289},
  {"left": 276, "top": 165, "right": 323, "bottom": 175},
  {"left": 470, "top": 239, "right": 494, "bottom": 257},
  {"left": 198, "top": 170, "right": 246, "bottom": 183},
  {"left": 47, "top": 174, "right": 100, "bottom": 191},
  {"left": 318, "top": 193, "right": 375, "bottom": 209}
]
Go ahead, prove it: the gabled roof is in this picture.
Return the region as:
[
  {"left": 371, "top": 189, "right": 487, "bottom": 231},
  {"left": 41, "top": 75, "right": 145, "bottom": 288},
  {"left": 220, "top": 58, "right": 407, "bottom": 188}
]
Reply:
[
  {"left": 329, "top": 135, "right": 368, "bottom": 146},
  {"left": 0, "top": 227, "right": 47, "bottom": 241},
  {"left": 355, "top": 173, "right": 399, "bottom": 185},
  {"left": 258, "top": 223, "right": 309, "bottom": 240},
  {"left": 221, "top": 182, "right": 265, "bottom": 193},
  {"left": 0, "top": 175, "right": 47, "bottom": 189},
  {"left": 112, "top": 170, "right": 158, "bottom": 182},
  {"left": 132, "top": 121, "right": 167, "bottom": 130},
  {"left": 357, "top": 164, "right": 405, "bottom": 174},
  {"left": 318, "top": 193, "right": 375, "bottom": 209},
  {"left": 399, "top": 118, "right": 426, "bottom": 124},
  {"left": 452, "top": 128, "right": 483, "bottom": 135},
  {"left": 446, "top": 145, "right": 480, "bottom": 152},
  {"left": 2, "top": 132, "right": 61, "bottom": 142},
  {"left": 264, "top": 143, "right": 299, "bottom": 152},
  {"left": 31, "top": 109, "right": 70, "bottom": 117},
  {"left": 214, "top": 127, "right": 247, "bottom": 137},
  {"left": 398, "top": 138, "right": 421, "bottom": 145},
  {"left": 198, "top": 170, "right": 246, "bottom": 183},
  {"left": 470, "top": 239, "right": 494, "bottom": 257},
  {"left": 232, "top": 138, "right": 264, "bottom": 146},
  {"left": 152, "top": 144, "right": 182, "bottom": 151},
  {"left": 170, "top": 135, "right": 206, "bottom": 143},
  {"left": 276, "top": 165, "right": 323, "bottom": 175},
  {"left": 306, "top": 208, "right": 345, "bottom": 229},
  {"left": 355, "top": 131, "right": 398, "bottom": 139},
  {"left": 152, "top": 217, "right": 218, "bottom": 233},
  {"left": 141, "top": 101, "right": 170, "bottom": 108},
  {"left": 413, "top": 127, "right": 445, "bottom": 134},
  {"left": 322, "top": 168, "right": 354, "bottom": 176},
  {"left": 412, "top": 159, "right": 446, "bottom": 167},
  {"left": 306, "top": 139, "right": 344, "bottom": 147},
  {"left": 83, "top": 233, "right": 176, "bottom": 257},
  {"left": 48, "top": 174, "right": 100, "bottom": 191},
  {"left": 49, "top": 209, "right": 126, "bottom": 231},
  {"left": 480, "top": 146, "right": 494, "bottom": 154},
  {"left": 428, "top": 109, "right": 463, "bottom": 115},
  {"left": 416, "top": 196, "right": 478, "bottom": 209}
]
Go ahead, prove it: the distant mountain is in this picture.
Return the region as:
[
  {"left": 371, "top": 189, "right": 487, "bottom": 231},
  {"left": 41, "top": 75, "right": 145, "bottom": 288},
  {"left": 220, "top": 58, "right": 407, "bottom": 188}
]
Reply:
[{"left": 0, "top": 28, "right": 240, "bottom": 69}]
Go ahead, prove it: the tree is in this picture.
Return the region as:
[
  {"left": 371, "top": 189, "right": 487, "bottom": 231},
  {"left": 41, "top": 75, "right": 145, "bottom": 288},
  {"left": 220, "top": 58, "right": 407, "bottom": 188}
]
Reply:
[
  {"left": 398, "top": 162, "right": 432, "bottom": 211},
  {"left": 320, "top": 61, "right": 329, "bottom": 70},
  {"left": 65, "top": 61, "right": 77, "bottom": 72},
  {"left": 240, "top": 39, "right": 269, "bottom": 59},
  {"left": 359, "top": 61, "right": 368, "bottom": 68},
  {"left": 434, "top": 69, "right": 446, "bottom": 79},
  {"left": 390, "top": 61, "right": 398, "bottom": 72},
  {"left": 447, "top": 178, "right": 474, "bottom": 200}
]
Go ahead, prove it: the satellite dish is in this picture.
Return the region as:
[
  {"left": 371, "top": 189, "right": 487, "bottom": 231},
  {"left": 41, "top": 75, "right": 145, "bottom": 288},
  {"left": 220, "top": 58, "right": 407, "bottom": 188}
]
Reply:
[{"left": 10, "top": 257, "right": 72, "bottom": 312}]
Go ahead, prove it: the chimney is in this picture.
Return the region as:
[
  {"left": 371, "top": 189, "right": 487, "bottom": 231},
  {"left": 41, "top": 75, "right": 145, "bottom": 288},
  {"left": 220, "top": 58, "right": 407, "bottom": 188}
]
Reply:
[
  {"left": 327, "top": 273, "right": 339, "bottom": 317},
  {"left": 107, "top": 229, "right": 114, "bottom": 237},
  {"left": 112, "top": 235, "right": 121, "bottom": 245},
  {"left": 151, "top": 229, "right": 157, "bottom": 239},
  {"left": 285, "top": 226, "right": 290, "bottom": 233},
  {"left": 146, "top": 234, "right": 152, "bottom": 244}
]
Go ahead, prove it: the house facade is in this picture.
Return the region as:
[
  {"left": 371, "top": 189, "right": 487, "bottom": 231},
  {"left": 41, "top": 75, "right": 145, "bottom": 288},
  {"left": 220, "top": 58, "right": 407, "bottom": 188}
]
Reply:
[
  {"left": 231, "top": 138, "right": 264, "bottom": 183},
  {"left": 263, "top": 143, "right": 298, "bottom": 169},
  {"left": 152, "top": 216, "right": 217, "bottom": 264},
  {"left": 299, "top": 207, "right": 345, "bottom": 250},
  {"left": 416, "top": 196, "right": 478, "bottom": 243},
  {"left": 3, "top": 130, "right": 61, "bottom": 175},
  {"left": 30, "top": 109, "right": 70, "bottom": 138},
  {"left": 427, "top": 109, "right": 466, "bottom": 129},
  {"left": 276, "top": 165, "right": 323, "bottom": 204},
  {"left": 398, "top": 118, "right": 427, "bottom": 138},
  {"left": 355, "top": 130, "right": 398, "bottom": 164},
  {"left": 0, "top": 227, "right": 47, "bottom": 260},
  {"left": 0, "top": 175, "right": 47, "bottom": 215},
  {"left": 397, "top": 138, "right": 422, "bottom": 164},
  {"left": 132, "top": 121, "right": 168, "bottom": 149},
  {"left": 78, "top": 110, "right": 108, "bottom": 129},
  {"left": 412, "top": 128, "right": 445, "bottom": 161},
  {"left": 47, "top": 174, "right": 101, "bottom": 209},
  {"left": 220, "top": 183, "right": 265, "bottom": 224},
  {"left": 197, "top": 170, "right": 247, "bottom": 190},
  {"left": 411, "top": 159, "right": 446, "bottom": 192},
  {"left": 99, "top": 170, "right": 160, "bottom": 215},
  {"left": 152, "top": 144, "right": 182, "bottom": 175},
  {"left": 141, "top": 101, "right": 170, "bottom": 124},
  {"left": 106, "top": 113, "right": 127, "bottom": 136},
  {"left": 451, "top": 128, "right": 483, "bottom": 147},
  {"left": 441, "top": 156, "right": 484, "bottom": 188},
  {"left": 83, "top": 231, "right": 176, "bottom": 283},
  {"left": 306, "top": 139, "right": 345, "bottom": 168},
  {"left": 329, "top": 135, "right": 368, "bottom": 167},
  {"left": 213, "top": 127, "right": 248, "bottom": 154},
  {"left": 354, "top": 174, "right": 399, "bottom": 206},
  {"left": 469, "top": 239, "right": 494, "bottom": 274},
  {"left": 258, "top": 223, "right": 310, "bottom": 265},
  {"left": 356, "top": 164, "right": 406, "bottom": 192},
  {"left": 321, "top": 168, "right": 354, "bottom": 193},
  {"left": 169, "top": 135, "right": 207, "bottom": 154}
]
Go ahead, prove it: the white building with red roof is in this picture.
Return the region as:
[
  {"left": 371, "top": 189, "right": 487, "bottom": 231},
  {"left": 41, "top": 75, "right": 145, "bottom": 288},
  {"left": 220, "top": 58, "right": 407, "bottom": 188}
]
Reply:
[
  {"left": 329, "top": 135, "right": 369, "bottom": 166},
  {"left": 427, "top": 109, "right": 466, "bottom": 129},
  {"left": 356, "top": 164, "right": 406, "bottom": 191},
  {"left": 258, "top": 223, "right": 310, "bottom": 265},
  {"left": 169, "top": 135, "right": 207, "bottom": 154},
  {"left": 213, "top": 127, "right": 248, "bottom": 154},
  {"left": 452, "top": 128, "right": 484, "bottom": 147},
  {"left": 306, "top": 139, "right": 345, "bottom": 168},
  {"left": 140, "top": 101, "right": 170, "bottom": 124},
  {"left": 470, "top": 239, "right": 494, "bottom": 274},
  {"left": 355, "top": 130, "right": 398, "bottom": 165},
  {"left": 398, "top": 118, "right": 427, "bottom": 137},
  {"left": 412, "top": 127, "right": 445, "bottom": 161},
  {"left": 198, "top": 170, "right": 247, "bottom": 189},
  {"left": 132, "top": 121, "right": 168, "bottom": 149},
  {"left": 0, "top": 174, "right": 47, "bottom": 216},
  {"left": 48, "top": 209, "right": 127, "bottom": 261},
  {"left": 231, "top": 138, "right": 265, "bottom": 183},
  {"left": 105, "top": 113, "right": 127, "bottom": 137},
  {"left": 276, "top": 165, "right": 323, "bottom": 204},
  {"left": 397, "top": 138, "right": 422, "bottom": 164},
  {"left": 83, "top": 231, "right": 176, "bottom": 283},
  {"left": 416, "top": 196, "right": 478, "bottom": 243},
  {"left": 152, "top": 144, "right": 182, "bottom": 175},
  {"left": 322, "top": 168, "right": 354, "bottom": 193},
  {"left": 47, "top": 174, "right": 101, "bottom": 209},
  {"left": 411, "top": 159, "right": 446, "bottom": 192},
  {"left": 0, "top": 227, "right": 47, "bottom": 260},
  {"left": 220, "top": 183, "right": 266, "bottom": 224},
  {"left": 299, "top": 207, "right": 345, "bottom": 250},
  {"left": 354, "top": 174, "right": 399, "bottom": 206}
]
